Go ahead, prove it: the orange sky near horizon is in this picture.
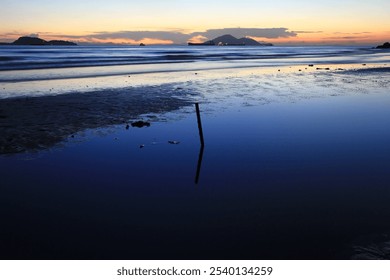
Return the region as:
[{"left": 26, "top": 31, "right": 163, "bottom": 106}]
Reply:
[
  {"left": 0, "top": 0, "right": 389, "bottom": 45},
  {"left": 1, "top": 30, "right": 388, "bottom": 46}
]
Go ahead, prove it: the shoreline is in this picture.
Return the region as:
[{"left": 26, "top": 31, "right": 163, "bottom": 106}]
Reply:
[
  {"left": 1, "top": 61, "right": 389, "bottom": 84},
  {"left": 1, "top": 62, "right": 389, "bottom": 155},
  {"left": 1, "top": 62, "right": 389, "bottom": 99}
]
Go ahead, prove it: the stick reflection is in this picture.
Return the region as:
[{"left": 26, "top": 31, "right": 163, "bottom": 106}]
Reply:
[
  {"left": 195, "top": 145, "right": 204, "bottom": 184},
  {"left": 194, "top": 103, "right": 205, "bottom": 184}
]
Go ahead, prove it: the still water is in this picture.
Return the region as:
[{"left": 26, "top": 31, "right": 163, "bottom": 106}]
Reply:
[{"left": 1, "top": 91, "right": 390, "bottom": 259}]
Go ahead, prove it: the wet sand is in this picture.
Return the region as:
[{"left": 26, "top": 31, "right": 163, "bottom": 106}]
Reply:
[
  {"left": 1, "top": 63, "right": 389, "bottom": 155},
  {"left": 0, "top": 84, "right": 194, "bottom": 154}
]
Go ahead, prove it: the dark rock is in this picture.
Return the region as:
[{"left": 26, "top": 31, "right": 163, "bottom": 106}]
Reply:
[
  {"left": 131, "top": 121, "right": 151, "bottom": 128},
  {"left": 168, "top": 140, "right": 180, "bottom": 144},
  {"left": 139, "top": 43, "right": 146, "bottom": 46},
  {"left": 125, "top": 124, "right": 130, "bottom": 130},
  {"left": 376, "top": 42, "right": 390, "bottom": 49}
]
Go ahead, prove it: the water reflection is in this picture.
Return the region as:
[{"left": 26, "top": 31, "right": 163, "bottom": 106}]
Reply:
[
  {"left": 349, "top": 233, "right": 390, "bottom": 259},
  {"left": 194, "top": 102, "right": 205, "bottom": 184},
  {"left": 1, "top": 65, "right": 390, "bottom": 259},
  {"left": 195, "top": 145, "right": 204, "bottom": 184}
]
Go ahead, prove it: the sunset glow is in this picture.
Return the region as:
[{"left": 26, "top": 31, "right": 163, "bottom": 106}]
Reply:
[{"left": 1, "top": 0, "right": 389, "bottom": 45}]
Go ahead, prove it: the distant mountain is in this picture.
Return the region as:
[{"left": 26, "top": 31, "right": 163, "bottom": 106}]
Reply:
[
  {"left": 12, "top": 36, "right": 77, "bottom": 46},
  {"left": 188, "top": 34, "right": 272, "bottom": 46},
  {"left": 238, "top": 37, "right": 273, "bottom": 46},
  {"left": 46, "top": 40, "right": 77, "bottom": 46},
  {"left": 212, "top": 34, "right": 244, "bottom": 45},
  {"left": 13, "top": 37, "right": 47, "bottom": 45}
]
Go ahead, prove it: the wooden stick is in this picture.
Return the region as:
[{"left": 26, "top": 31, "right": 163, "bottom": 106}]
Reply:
[{"left": 195, "top": 103, "right": 205, "bottom": 147}]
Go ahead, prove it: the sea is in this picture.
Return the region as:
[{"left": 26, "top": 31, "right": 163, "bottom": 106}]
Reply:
[
  {"left": 0, "top": 44, "right": 389, "bottom": 82},
  {"left": 1, "top": 44, "right": 390, "bottom": 260}
]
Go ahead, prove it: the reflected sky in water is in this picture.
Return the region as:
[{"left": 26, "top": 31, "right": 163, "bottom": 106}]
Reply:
[{"left": 1, "top": 91, "right": 390, "bottom": 259}]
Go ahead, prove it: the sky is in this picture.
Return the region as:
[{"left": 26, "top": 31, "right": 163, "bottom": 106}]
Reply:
[{"left": 0, "top": 0, "right": 389, "bottom": 45}]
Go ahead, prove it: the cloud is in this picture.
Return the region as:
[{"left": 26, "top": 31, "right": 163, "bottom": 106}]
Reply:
[
  {"left": 1, "top": 28, "right": 298, "bottom": 45},
  {"left": 293, "top": 30, "right": 323, "bottom": 34},
  {"left": 325, "top": 34, "right": 373, "bottom": 40},
  {"left": 188, "top": 35, "right": 209, "bottom": 43},
  {"left": 89, "top": 31, "right": 190, "bottom": 42},
  {"left": 328, "top": 36, "right": 368, "bottom": 40},
  {"left": 333, "top": 31, "right": 371, "bottom": 35},
  {"left": 58, "top": 31, "right": 190, "bottom": 44},
  {"left": 60, "top": 28, "right": 297, "bottom": 44},
  {"left": 193, "top": 28, "right": 297, "bottom": 39}
]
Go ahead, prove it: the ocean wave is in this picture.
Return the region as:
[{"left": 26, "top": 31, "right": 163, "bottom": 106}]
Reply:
[{"left": 0, "top": 45, "right": 386, "bottom": 72}]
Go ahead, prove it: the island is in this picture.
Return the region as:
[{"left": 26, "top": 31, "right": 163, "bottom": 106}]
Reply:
[
  {"left": 188, "top": 34, "right": 273, "bottom": 46},
  {"left": 376, "top": 42, "right": 390, "bottom": 49},
  {"left": 1, "top": 36, "right": 77, "bottom": 46}
]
